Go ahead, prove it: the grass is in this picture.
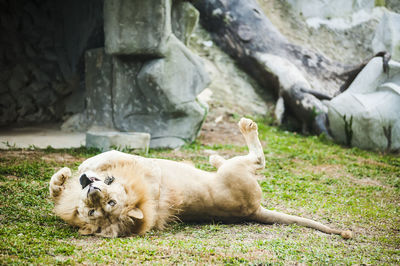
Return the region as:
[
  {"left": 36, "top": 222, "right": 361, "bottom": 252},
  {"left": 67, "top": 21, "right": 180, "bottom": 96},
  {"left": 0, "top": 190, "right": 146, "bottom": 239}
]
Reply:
[{"left": 0, "top": 118, "right": 399, "bottom": 264}]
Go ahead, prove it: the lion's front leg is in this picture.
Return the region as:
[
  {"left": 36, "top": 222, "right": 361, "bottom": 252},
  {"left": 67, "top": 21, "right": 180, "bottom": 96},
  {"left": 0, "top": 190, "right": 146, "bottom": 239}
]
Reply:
[{"left": 49, "top": 167, "right": 71, "bottom": 200}]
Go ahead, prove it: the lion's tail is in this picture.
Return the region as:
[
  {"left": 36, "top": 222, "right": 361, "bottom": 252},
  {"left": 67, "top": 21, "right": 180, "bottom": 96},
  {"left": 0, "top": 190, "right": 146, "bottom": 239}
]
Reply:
[{"left": 249, "top": 207, "right": 352, "bottom": 239}]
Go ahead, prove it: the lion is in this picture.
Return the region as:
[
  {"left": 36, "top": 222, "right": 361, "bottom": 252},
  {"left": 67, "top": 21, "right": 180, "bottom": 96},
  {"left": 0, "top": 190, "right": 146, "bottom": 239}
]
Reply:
[{"left": 49, "top": 118, "right": 352, "bottom": 239}]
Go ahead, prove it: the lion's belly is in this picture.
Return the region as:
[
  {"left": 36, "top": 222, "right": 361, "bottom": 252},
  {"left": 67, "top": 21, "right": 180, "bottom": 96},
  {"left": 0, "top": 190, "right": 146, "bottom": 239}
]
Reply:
[{"left": 153, "top": 159, "right": 260, "bottom": 221}]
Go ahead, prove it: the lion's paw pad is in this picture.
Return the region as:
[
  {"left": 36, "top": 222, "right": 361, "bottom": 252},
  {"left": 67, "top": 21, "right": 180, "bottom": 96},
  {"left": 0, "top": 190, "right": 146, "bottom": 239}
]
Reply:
[
  {"left": 52, "top": 167, "right": 71, "bottom": 186},
  {"left": 238, "top": 118, "right": 258, "bottom": 134}
]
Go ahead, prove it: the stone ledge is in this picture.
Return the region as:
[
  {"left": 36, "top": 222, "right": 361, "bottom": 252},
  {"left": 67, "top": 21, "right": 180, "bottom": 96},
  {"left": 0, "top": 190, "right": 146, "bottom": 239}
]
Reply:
[{"left": 86, "top": 131, "right": 150, "bottom": 152}]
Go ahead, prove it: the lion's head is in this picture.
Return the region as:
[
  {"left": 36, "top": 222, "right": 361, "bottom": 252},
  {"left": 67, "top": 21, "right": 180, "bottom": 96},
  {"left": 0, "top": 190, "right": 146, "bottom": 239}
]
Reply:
[{"left": 73, "top": 166, "right": 152, "bottom": 237}]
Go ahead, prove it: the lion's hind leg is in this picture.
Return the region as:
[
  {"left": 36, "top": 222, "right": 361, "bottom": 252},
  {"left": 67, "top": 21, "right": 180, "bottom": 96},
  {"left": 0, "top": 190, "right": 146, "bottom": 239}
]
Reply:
[
  {"left": 210, "top": 118, "right": 265, "bottom": 171},
  {"left": 49, "top": 167, "right": 71, "bottom": 200},
  {"left": 250, "top": 207, "right": 353, "bottom": 239},
  {"left": 238, "top": 118, "right": 265, "bottom": 170}
]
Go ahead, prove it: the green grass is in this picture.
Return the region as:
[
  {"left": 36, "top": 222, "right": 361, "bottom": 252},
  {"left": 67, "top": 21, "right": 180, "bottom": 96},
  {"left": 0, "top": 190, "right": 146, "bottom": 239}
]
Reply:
[{"left": 0, "top": 118, "right": 399, "bottom": 264}]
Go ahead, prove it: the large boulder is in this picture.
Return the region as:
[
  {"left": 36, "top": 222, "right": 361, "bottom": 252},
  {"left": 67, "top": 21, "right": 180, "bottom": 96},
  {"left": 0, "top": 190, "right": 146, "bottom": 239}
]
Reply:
[
  {"left": 82, "top": 1, "right": 210, "bottom": 149},
  {"left": 372, "top": 10, "right": 400, "bottom": 61},
  {"left": 286, "top": 0, "right": 374, "bottom": 19},
  {"left": 113, "top": 36, "right": 209, "bottom": 147},
  {"left": 104, "top": 0, "right": 171, "bottom": 56},
  {"left": 83, "top": 41, "right": 209, "bottom": 148},
  {"left": 136, "top": 36, "right": 209, "bottom": 108},
  {"left": 328, "top": 57, "right": 400, "bottom": 152},
  {"left": 171, "top": 1, "right": 199, "bottom": 46}
]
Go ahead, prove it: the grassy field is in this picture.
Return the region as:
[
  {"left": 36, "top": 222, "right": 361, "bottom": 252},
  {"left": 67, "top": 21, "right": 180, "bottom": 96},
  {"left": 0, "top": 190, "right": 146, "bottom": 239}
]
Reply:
[{"left": 0, "top": 118, "right": 399, "bottom": 264}]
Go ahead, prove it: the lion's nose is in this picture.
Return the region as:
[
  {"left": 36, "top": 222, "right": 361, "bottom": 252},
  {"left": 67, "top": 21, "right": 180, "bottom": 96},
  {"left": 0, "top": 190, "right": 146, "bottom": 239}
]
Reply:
[
  {"left": 80, "top": 174, "right": 92, "bottom": 189},
  {"left": 80, "top": 174, "right": 101, "bottom": 189}
]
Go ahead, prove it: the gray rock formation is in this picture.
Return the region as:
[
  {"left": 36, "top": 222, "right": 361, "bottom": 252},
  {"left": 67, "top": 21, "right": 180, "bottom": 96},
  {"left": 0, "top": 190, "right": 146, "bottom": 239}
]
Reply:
[
  {"left": 286, "top": 0, "right": 374, "bottom": 19},
  {"left": 83, "top": 0, "right": 209, "bottom": 149},
  {"left": 104, "top": 0, "right": 171, "bottom": 56},
  {"left": 86, "top": 131, "right": 150, "bottom": 152},
  {"left": 172, "top": 0, "right": 199, "bottom": 46},
  {"left": 85, "top": 49, "right": 114, "bottom": 129},
  {"left": 372, "top": 10, "right": 400, "bottom": 61},
  {"left": 328, "top": 58, "right": 400, "bottom": 152}
]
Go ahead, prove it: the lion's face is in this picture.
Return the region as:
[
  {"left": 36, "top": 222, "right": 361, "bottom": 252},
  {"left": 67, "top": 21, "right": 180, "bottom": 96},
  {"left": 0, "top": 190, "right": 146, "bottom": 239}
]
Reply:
[{"left": 75, "top": 171, "right": 143, "bottom": 237}]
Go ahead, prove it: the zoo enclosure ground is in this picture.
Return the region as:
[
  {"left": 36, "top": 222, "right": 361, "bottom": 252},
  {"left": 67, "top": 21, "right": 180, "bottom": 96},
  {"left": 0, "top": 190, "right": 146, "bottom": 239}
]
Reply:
[{"left": 0, "top": 117, "right": 399, "bottom": 264}]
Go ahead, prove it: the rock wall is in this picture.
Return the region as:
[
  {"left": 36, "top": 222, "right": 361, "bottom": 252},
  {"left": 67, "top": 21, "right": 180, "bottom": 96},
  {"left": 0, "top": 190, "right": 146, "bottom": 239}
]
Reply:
[
  {"left": 0, "top": 0, "right": 104, "bottom": 126},
  {"left": 0, "top": 0, "right": 208, "bottom": 148},
  {"left": 82, "top": 0, "right": 210, "bottom": 148}
]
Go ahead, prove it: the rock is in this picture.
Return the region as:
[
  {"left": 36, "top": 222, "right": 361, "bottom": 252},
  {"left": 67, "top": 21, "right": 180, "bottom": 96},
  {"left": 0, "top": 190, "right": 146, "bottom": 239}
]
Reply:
[
  {"left": 0, "top": 94, "right": 17, "bottom": 126},
  {"left": 9, "top": 65, "right": 29, "bottom": 93},
  {"left": 84, "top": 41, "right": 209, "bottom": 149},
  {"left": 86, "top": 131, "right": 150, "bottom": 152},
  {"left": 136, "top": 36, "right": 210, "bottom": 107},
  {"left": 286, "top": 0, "right": 374, "bottom": 19},
  {"left": 109, "top": 56, "right": 146, "bottom": 129},
  {"left": 33, "top": 88, "right": 57, "bottom": 106},
  {"left": 85, "top": 48, "right": 114, "bottom": 129},
  {"left": 189, "top": 25, "right": 271, "bottom": 118},
  {"left": 63, "top": 86, "right": 86, "bottom": 114},
  {"left": 328, "top": 57, "right": 400, "bottom": 152},
  {"left": 172, "top": 1, "right": 199, "bottom": 46},
  {"left": 31, "top": 68, "right": 51, "bottom": 83},
  {"left": 286, "top": 0, "right": 383, "bottom": 33},
  {"left": 111, "top": 37, "right": 209, "bottom": 147},
  {"left": 104, "top": 0, "right": 171, "bottom": 56},
  {"left": 372, "top": 10, "right": 400, "bottom": 61},
  {"left": 0, "top": 82, "right": 8, "bottom": 94},
  {"left": 141, "top": 100, "right": 208, "bottom": 149},
  {"left": 61, "top": 113, "right": 89, "bottom": 132},
  {"left": 274, "top": 97, "right": 285, "bottom": 125},
  {"left": 386, "top": 0, "right": 400, "bottom": 13}
]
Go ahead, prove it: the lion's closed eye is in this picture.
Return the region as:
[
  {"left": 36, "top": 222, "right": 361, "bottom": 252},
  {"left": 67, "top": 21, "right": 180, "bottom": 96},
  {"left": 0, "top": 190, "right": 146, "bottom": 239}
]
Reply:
[{"left": 108, "top": 200, "right": 116, "bottom": 206}]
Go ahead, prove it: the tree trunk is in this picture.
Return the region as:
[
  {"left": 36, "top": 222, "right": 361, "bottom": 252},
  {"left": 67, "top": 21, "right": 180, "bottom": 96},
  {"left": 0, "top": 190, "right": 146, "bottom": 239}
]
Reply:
[{"left": 193, "top": 0, "right": 353, "bottom": 134}]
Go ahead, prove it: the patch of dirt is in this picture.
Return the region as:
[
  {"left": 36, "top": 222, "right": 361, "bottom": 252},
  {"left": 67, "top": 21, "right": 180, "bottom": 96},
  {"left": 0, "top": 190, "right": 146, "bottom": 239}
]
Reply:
[
  {"left": 308, "top": 164, "right": 354, "bottom": 179},
  {"left": 0, "top": 150, "right": 84, "bottom": 166},
  {"left": 351, "top": 177, "right": 387, "bottom": 187},
  {"left": 309, "top": 164, "right": 388, "bottom": 187},
  {"left": 291, "top": 160, "right": 348, "bottom": 179},
  {"left": 293, "top": 161, "right": 388, "bottom": 187},
  {"left": 198, "top": 117, "right": 246, "bottom": 147},
  {"left": 0, "top": 150, "right": 43, "bottom": 160},
  {"left": 357, "top": 158, "right": 390, "bottom": 168},
  {"left": 41, "top": 153, "right": 83, "bottom": 164}
]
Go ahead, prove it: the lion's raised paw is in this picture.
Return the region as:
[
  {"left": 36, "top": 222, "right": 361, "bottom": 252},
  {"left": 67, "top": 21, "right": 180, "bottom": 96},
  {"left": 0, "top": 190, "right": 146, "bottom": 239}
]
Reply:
[
  {"left": 238, "top": 118, "right": 258, "bottom": 135},
  {"left": 52, "top": 167, "right": 71, "bottom": 186},
  {"left": 49, "top": 167, "right": 71, "bottom": 199}
]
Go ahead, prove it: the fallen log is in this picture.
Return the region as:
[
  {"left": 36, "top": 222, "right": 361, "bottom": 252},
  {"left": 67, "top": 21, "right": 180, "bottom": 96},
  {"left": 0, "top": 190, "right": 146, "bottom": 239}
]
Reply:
[{"left": 193, "top": 0, "right": 352, "bottom": 134}]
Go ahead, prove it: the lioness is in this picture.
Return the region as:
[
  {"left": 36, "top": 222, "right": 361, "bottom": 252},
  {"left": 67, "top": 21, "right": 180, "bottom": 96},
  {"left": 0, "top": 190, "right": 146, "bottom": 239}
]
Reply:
[{"left": 49, "top": 118, "right": 352, "bottom": 238}]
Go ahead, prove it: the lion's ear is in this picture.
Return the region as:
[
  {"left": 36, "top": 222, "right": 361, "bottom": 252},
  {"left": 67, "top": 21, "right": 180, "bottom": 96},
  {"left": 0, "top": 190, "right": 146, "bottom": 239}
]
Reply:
[{"left": 127, "top": 208, "right": 143, "bottom": 220}]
